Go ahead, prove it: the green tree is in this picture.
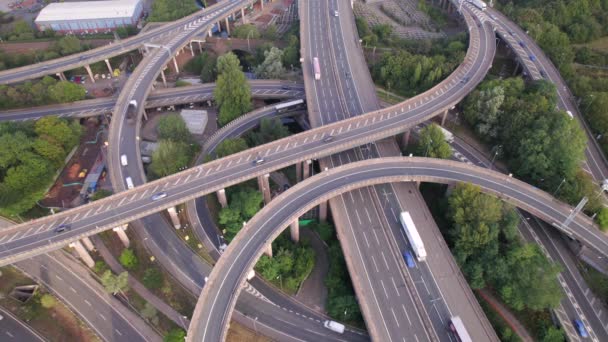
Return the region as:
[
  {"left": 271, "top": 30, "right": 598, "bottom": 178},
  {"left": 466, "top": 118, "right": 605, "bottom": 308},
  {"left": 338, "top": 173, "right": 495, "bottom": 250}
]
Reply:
[
  {"left": 215, "top": 137, "right": 249, "bottom": 158},
  {"left": 53, "top": 36, "right": 82, "bottom": 56},
  {"left": 119, "top": 249, "right": 138, "bottom": 270},
  {"left": 101, "top": 271, "right": 129, "bottom": 295},
  {"left": 583, "top": 92, "right": 608, "bottom": 136},
  {"left": 149, "top": 140, "right": 191, "bottom": 178},
  {"left": 218, "top": 207, "right": 244, "bottom": 241},
  {"left": 254, "top": 47, "right": 286, "bottom": 79},
  {"left": 40, "top": 294, "right": 56, "bottom": 309},
  {"left": 282, "top": 35, "right": 300, "bottom": 68},
  {"left": 149, "top": 0, "right": 198, "bottom": 22},
  {"left": 143, "top": 267, "right": 164, "bottom": 290},
  {"left": 214, "top": 53, "right": 252, "bottom": 126},
  {"left": 246, "top": 118, "right": 290, "bottom": 146},
  {"left": 230, "top": 187, "right": 263, "bottom": 219},
  {"left": 48, "top": 81, "right": 86, "bottom": 103},
  {"left": 157, "top": 114, "right": 193, "bottom": 144},
  {"left": 231, "top": 24, "right": 261, "bottom": 39},
  {"left": 11, "top": 20, "right": 34, "bottom": 40},
  {"left": 164, "top": 328, "right": 186, "bottom": 342},
  {"left": 415, "top": 124, "right": 452, "bottom": 159},
  {"left": 141, "top": 302, "right": 159, "bottom": 325},
  {"left": 91, "top": 189, "right": 113, "bottom": 201},
  {"left": 34, "top": 116, "right": 81, "bottom": 150},
  {"left": 32, "top": 137, "right": 65, "bottom": 167},
  {"left": 263, "top": 24, "right": 278, "bottom": 41},
  {"left": 596, "top": 207, "right": 608, "bottom": 231},
  {"left": 541, "top": 326, "right": 565, "bottom": 342}
]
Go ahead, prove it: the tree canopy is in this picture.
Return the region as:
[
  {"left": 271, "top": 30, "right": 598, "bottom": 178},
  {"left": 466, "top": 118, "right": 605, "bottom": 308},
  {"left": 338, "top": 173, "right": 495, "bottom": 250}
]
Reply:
[
  {"left": 101, "top": 271, "right": 129, "bottom": 295},
  {"left": 254, "top": 47, "right": 286, "bottom": 79},
  {"left": 231, "top": 24, "right": 261, "bottom": 39},
  {"left": 415, "top": 124, "right": 452, "bottom": 159},
  {"left": 149, "top": 140, "right": 191, "bottom": 178},
  {"left": 0, "top": 76, "right": 87, "bottom": 110},
  {"left": 148, "top": 0, "right": 199, "bottom": 22},
  {"left": 218, "top": 187, "right": 263, "bottom": 241},
  {"left": 245, "top": 118, "right": 291, "bottom": 147},
  {"left": 214, "top": 53, "right": 252, "bottom": 126},
  {"left": 215, "top": 137, "right": 249, "bottom": 158}
]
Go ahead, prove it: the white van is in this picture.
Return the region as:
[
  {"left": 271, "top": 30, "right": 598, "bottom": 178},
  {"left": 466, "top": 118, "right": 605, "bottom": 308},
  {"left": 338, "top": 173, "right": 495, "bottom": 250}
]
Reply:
[
  {"left": 323, "top": 320, "right": 345, "bottom": 334},
  {"left": 125, "top": 177, "right": 134, "bottom": 189},
  {"left": 120, "top": 154, "right": 128, "bottom": 166}
]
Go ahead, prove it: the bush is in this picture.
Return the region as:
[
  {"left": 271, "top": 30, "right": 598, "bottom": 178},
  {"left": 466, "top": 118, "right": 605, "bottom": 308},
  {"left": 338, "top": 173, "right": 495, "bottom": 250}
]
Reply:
[
  {"left": 143, "top": 267, "right": 164, "bottom": 290},
  {"left": 119, "top": 249, "right": 138, "bottom": 270},
  {"left": 40, "top": 294, "right": 56, "bottom": 309}
]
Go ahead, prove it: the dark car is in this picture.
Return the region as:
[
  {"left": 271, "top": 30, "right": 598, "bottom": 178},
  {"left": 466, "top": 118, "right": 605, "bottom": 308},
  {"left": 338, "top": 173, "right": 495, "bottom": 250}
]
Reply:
[
  {"left": 403, "top": 251, "right": 416, "bottom": 268},
  {"left": 281, "top": 85, "right": 290, "bottom": 90},
  {"left": 461, "top": 76, "right": 470, "bottom": 84},
  {"left": 283, "top": 184, "right": 290, "bottom": 191},
  {"left": 518, "top": 41, "right": 526, "bottom": 48},
  {"left": 54, "top": 224, "right": 71, "bottom": 233},
  {"left": 540, "top": 70, "right": 547, "bottom": 78},
  {"left": 529, "top": 54, "right": 536, "bottom": 62}
]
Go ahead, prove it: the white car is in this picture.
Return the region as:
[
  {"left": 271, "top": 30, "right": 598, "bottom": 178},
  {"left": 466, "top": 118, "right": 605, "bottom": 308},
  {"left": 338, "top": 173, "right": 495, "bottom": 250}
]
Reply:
[
  {"left": 120, "top": 154, "right": 128, "bottom": 166},
  {"left": 334, "top": 10, "right": 338, "bottom": 17}
]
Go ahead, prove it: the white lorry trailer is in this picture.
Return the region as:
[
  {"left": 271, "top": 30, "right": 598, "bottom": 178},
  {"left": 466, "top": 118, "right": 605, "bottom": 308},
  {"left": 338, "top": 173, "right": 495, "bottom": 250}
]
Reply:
[{"left": 399, "top": 211, "right": 427, "bottom": 262}]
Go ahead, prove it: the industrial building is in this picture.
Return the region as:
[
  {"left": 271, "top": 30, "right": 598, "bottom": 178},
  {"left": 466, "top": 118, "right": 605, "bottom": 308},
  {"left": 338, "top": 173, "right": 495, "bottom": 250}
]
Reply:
[{"left": 34, "top": 0, "right": 143, "bottom": 34}]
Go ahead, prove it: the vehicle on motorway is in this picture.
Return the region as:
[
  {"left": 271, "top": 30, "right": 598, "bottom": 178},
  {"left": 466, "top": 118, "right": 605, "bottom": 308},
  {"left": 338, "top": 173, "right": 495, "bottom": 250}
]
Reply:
[
  {"left": 574, "top": 319, "right": 589, "bottom": 338},
  {"left": 508, "top": 30, "right": 515, "bottom": 36},
  {"left": 125, "top": 176, "right": 134, "bottom": 189},
  {"left": 253, "top": 158, "right": 265, "bottom": 166},
  {"left": 540, "top": 69, "right": 547, "bottom": 78},
  {"left": 601, "top": 179, "right": 608, "bottom": 191},
  {"left": 334, "top": 10, "right": 339, "bottom": 17},
  {"left": 449, "top": 316, "right": 473, "bottom": 342},
  {"left": 313, "top": 57, "right": 321, "bottom": 80},
  {"left": 151, "top": 192, "right": 168, "bottom": 201},
  {"left": 323, "top": 320, "right": 345, "bottom": 334},
  {"left": 529, "top": 54, "right": 536, "bottom": 61},
  {"left": 566, "top": 110, "right": 574, "bottom": 119},
  {"left": 439, "top": 126, "right": 455, "bottom": 143},
  {"left": 518, "top": 41, "right": 526, "bottom": 48},
  {"left": 281, "top": 85, "right": 290, "bottom": 90},
  {"left": 323, "top": 135, "right": 334, "bottom": 143},
  {"left": 468, "top": 0, "right": 487, "bottom": 10},
  {"left": 275, "top": 99, "right": 305, "bottom": 113},
  {"left": 403, "top": 250, "right": 416, "bottom": 268},
  {"left": 461, "top": 76, "right": 470, "bottom": 83},
  {"left": 120, "top": 154, "right": 128, "bottom": 166},
  {"left": 54, "top": 224, "right": 71, "bottom": 233},
  {"left": 399, "top": 211, "right": 427, "bottom": 261},
  {"left": 126, "top": 100, "right": 138, "bottom": 124}
]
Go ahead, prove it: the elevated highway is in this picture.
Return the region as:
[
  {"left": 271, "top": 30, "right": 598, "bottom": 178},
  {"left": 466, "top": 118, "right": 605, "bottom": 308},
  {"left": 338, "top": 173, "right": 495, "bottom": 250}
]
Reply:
[{"left": 0, "top": 80, "right": 303, "bottom": 121}]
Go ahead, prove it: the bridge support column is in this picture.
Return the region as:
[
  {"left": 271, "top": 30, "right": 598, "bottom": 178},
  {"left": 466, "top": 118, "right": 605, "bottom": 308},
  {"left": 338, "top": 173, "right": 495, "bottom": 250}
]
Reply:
[
  {"left": 303, "top": 159, "right": 312, "bottom": 179},
  {"left": 172, "top": 57, "right": 180, "bottom": 74},
  {"left": 113, "top": 224, "right": 130, "bottom": 247},
  {"left": 319, "top": 201, "right": 328, "bottom": 222},
  {"left": 81, "top": 237, "right": 95, "bottom": 251},
  {"left": 401, "top": 130, "right": 411, "bottom": 149},
  {"left": 241, "top": 8, "right": 247, "bottom": 23},
  {"left": 513, "top": 61, "right": 520, "bottom": 75},
  {"left": 189, "top": 42, "right": 194, "bottom": 56},
  {"left": 84, "top": 65, "right": 95, "bottom": 83},
  {"left": 295, "top": 162, "right": 302, "bottom": 182},
  {"left": 197, "top": 41, "right": 203, "bottom": 53},
  {"left": 104, "top": 59, "right": 113, "bottom": 74},
  {"left": 260, "top": 0, "right": 264, "bottom": 10},
  {"left": 208, "top": 29, "right": 212, "bottom": 37},
  {"left": 167, "top": 207, "right": 182, "bottom": 229},
  {"left": 225, "top": 18, "right": 231, "bottom": 35},
  {"left": 264, "top": 243, "right": 272, "bottom": 257},
  {"left": 160, "top": 69, "right": 168, "bottom": 87},
  {"left": 258, "top": 174, "right": 271, "bottom": 204},
  {"left": 217, "top": 189, "right": 228, "bottom": 208},
  {"left": 441, "top": 109, "right": 448, "bottom": 126},
  {"left": 69, "top": 240, "right": 95, "bottom": 268},
  {"left": 290, "top": 220, "right": 299, "bottom": 242},
  {"left": 142, "top": 109, "right": 148, "bottom": 121},
  {"left": 56, "top": 72, "right": 67, "bottom": 81}
]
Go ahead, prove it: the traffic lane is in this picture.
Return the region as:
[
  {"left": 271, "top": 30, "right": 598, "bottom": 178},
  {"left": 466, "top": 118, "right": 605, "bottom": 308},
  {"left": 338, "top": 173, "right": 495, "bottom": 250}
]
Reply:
[
  {"left": 17, "top": 253, "right": 156, "bottom": 342},
  {"left": 0, "top": 307, "right": 44, "bottom": 341},
  {"left": 190, "top": 159, "right": 608, "bottom": 340}
]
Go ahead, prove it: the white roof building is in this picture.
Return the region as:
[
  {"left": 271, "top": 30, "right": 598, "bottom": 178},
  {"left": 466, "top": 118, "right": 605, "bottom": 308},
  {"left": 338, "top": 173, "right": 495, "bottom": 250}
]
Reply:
[{"left": 36, "top": 0, "right": 141, "bottom": 22}]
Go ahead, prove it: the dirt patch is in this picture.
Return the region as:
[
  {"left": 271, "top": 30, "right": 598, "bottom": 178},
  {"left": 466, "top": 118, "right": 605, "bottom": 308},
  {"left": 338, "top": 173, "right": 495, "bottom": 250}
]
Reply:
[
  {"left": 226, "top": 320, "right": 271, "bottom": 342},
  {"left": 0, "top": 39, "right": 112, "bottom": 54}
]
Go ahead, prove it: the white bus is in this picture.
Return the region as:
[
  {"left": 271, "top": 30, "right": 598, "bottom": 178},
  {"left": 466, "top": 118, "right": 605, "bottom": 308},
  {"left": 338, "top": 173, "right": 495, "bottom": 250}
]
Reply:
[{"left": 275, "top": 99, "right": 305, "bottom": 113}]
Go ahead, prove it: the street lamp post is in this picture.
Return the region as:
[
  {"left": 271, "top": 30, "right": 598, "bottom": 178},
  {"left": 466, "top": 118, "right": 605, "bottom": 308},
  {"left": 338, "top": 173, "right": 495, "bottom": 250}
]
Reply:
[
  {"left": 490, "top": 145, "right": 502, "bottom": 170},
  {"left": 253, "top": 316, "right": 258, "bottom": 335},
  {"left": 554, "top": 177, "right": 566, "bottom": 196}
]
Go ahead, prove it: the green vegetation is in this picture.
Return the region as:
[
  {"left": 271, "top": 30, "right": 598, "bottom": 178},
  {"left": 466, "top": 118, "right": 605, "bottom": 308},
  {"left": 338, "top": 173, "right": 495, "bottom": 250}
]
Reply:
[
  {"left": 148, "top": 0, "right": 199, "bottom": 22},
  {"left": 232, "top": 24, "right": 261, "bottom": 39},
  {"left": 90, "top": 189, "right": 113, "bottom": 201},
  {"left": 184, "top": 52, "right": 217, "bottom": 83},
  {"left": 119, "top": 248, "right": 139, "bottom": 270},
  {"left": 214, "top": 53, "right": 252, "bottom": 126},
  {"left": 477, "top": 295, "right": 522, "bottom": 342},
  {"left": 215, "top": 137, "right": 249, "bottom": 158},
  {"left": 141, "top": 302, "right": 160, "bottom": 325},
  {"left": 218, "top": 187, "right": 263, "bottom": 241},
  {"left": 40, "top": 294, "right": 57, "bottom": 309},
  {"left": 447, "top": 184, "right": 563, "bottom": 310},
  {"left": 255, "top": 233, "right": 315, "bottom": 293},
  {"left": 462, "top": 77, "right": 602, "bottom": 214},
  {"left": 263, "top": 24, "right": 279, "bottom": 41},
  {"left": 415, "top": 123, "right": 452, "bottom": 158},
  {"left": 101, "top": 270, "right": 129, "bottom": 295},
  {"left": 417, "top": 0, "right": 448, "bottom": 28},
  {"left": 254, "top": 47, "right": 286, "bottom": 79},
  {"left": 164, "top": 328, "right": 187, "bottom": 342},
  {"left": 246, "top": 118, "right": 291, "bottom": 146},
  {"left": 174, "top": 80, "right": 191, "bottom": 87},
  {"left": 149, "top": 114, "right": 198, "bottom": 178},
  {"left": 143, "top": 267, "right": 164, "bottom": 290},
  {"left": 597, "top": 207, "right": 608, "bottom": 231},
  {"left": 0, "top": 118, "right": 82, "bottom": 216},
  {"left": 282, "top": 34, "right": 301, "bottom": 69},
  {"left": 94, "top": 260, "right": 109, "bottom": 275},
  {"left": 0, "top": 76, "right": 87, "bottom": 109},
  {"left": 0, "top": 36, "right": 90, "bottom": 70}
]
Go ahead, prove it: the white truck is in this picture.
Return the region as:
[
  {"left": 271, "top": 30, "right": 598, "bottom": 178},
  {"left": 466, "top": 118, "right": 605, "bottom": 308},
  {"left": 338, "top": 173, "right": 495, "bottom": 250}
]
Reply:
[
  {"left": 323, "top": 320, "right": 345, "bottom": 334},
  {"left": 399, "top": 212, "right": 427, "bottom": 262},
  {"left": 468, "top": 0, "right": 487, "bottom": 10}
]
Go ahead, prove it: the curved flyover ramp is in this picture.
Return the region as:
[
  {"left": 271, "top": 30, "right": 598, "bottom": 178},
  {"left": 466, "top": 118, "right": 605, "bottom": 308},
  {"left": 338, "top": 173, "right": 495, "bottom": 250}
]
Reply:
[{"left": 187, "top": 156, "right": 604, "bottom": 341}]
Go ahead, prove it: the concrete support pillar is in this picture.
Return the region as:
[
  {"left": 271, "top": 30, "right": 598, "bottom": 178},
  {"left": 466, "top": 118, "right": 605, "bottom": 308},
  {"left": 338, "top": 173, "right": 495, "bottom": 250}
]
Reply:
[
  {"left": 402, "top": 130, "right": 411, "bottom": 149},
  {"left": 144, "top": 45, "right": 150, "bottom": 54},
  {"left": 295, "top": 162, "right": 302, "bottom": 182},
  {"left": 260, "top": 0, "right": 264, "bottom": 10},
  {"left": 208, "top": 29, "right": 213, "bottom": 37},
  {"left": 142, "top": 110, "right": 148, "bottom": 121},
  {"left": 56, "top": 72, "right": 67, "bottom": 81},
  {"left": 160, "top": 69, "right": 168, "bottom": 87},
  {"left": 225, "top": 18, "right": 230, "bottom": 35},
  {"left": 189, "top": 42, "right": 194, "bottom": 56},
  {"left": 104, "top": 59, "right": 113, "bottom": 74},
  {"left": 319, "top": 201, "right": 328, "bottom": 222},
  {"left": 69, "top": 241, "right": 95, "bottom": 268},
  {"left": 84, "top": 65, "right": 95, "bottom": 83},
  {"left": 217, "top": 189, "right": 228, "bottom": 208},
  {"left": 167, "top": 207, "right": 182, "bottom": 229},
  {"left": 264, "top": 242, "right": 273, "bottom": 257},
  {"left": 290, "top": 220, "right": 300, "bottom": 242},
  {"left": 258, "top": 174, "right": 271, "bottom": 204},
  {"left": 198, "top": 41, "right": 203, "bottom": 53},
  {"left": 303, "top": 159, "right": 312, "bottom": 179},
  {"left": 513, "top": 60, "right": 520, "bottom": 76},
  {"left": 241, "top": 8, "right": 247, "bottom": 23},
  {"left": 172, "top": 57, "right": 179, "bottom": 74},
  {"left": 81, "top": 237, "right": 95, "bottom": 251},
  {"left": 113, "top": 225, "right": 130, "bottom": 247},
  {"left": 441, "top": 109, "right": 448, "bottom": 126}
]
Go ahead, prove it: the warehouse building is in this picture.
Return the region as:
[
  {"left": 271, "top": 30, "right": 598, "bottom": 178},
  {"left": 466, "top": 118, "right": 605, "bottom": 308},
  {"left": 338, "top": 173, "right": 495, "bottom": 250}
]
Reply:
[{"left": 34, "top": 0, "right": 143, "bottom": 34}]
